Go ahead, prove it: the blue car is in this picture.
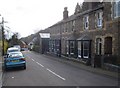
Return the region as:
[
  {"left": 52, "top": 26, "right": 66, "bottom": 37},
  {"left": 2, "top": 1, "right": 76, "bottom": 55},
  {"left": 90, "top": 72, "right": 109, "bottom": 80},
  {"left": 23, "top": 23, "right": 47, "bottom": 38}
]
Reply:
[{"left": 4, "top": 52, "right": 26, "bottom": 70}]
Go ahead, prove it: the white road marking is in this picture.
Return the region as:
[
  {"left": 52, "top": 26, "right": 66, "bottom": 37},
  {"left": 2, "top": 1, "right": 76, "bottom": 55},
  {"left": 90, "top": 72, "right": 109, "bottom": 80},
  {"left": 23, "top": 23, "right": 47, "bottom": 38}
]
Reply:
[
  {"left": 30, "top": 56, "right": 65, "bottom": 81},
  {"left": 36, "top": 62, "right": 44, "bottom": 67},
  {"left": 31, "top": 59, "right": 35, "bottom": 61},
  {"left": 46, "top": 68, "right": 66, "bottom": 81}
]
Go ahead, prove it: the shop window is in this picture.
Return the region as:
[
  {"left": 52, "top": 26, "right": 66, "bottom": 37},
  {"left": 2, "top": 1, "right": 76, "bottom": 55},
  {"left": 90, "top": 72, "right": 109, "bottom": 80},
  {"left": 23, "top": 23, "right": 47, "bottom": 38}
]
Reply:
[
  {"left": 104, "top": 37, "right": 112, "bottom": 54},
  {"left": 96, "top": 38, "right": 102, "bottom": 55}
]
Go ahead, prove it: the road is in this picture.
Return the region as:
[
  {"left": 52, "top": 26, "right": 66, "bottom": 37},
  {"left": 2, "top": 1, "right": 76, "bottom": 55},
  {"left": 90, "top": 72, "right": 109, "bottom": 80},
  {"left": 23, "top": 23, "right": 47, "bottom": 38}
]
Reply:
[{"left": 2, "top": 51, "right": 118, "bottom": 86}]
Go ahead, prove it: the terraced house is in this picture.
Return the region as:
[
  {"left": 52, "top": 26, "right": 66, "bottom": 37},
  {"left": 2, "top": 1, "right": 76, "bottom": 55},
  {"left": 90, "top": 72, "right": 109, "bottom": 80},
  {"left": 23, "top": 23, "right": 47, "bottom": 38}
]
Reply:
[{"left": 42, "top": 1, "right": 120, "bottom": 68}]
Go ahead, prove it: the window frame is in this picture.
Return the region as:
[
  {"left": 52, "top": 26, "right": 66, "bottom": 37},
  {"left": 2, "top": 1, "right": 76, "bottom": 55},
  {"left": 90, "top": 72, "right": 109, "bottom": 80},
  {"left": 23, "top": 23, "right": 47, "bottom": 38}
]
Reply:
[
  {"left": 78, "top": 41, "right": 82, "bottom": 58},
  {"left": 66, "top": 40, "right": 69, "bottom": 54},
  {"left": 69, "top": 41, "right": 75, "bottom": 55},
  {"left": 84, "top": 15, "right": 89, "bottom": 30},
  {"left": 96, "top": 11, "right": 103, "bottom": 28},
  {"left": 113, "top": 0, "right": 120, "bottom": 18},
  {"left": 83, "top": 41, "right": 89, "bottom": 58},
  {"left": 72, "top": 20, "right": 75, "bottom": 31},
  {"left": 96, "top": 38, "right": 102, "bottom": 55}
]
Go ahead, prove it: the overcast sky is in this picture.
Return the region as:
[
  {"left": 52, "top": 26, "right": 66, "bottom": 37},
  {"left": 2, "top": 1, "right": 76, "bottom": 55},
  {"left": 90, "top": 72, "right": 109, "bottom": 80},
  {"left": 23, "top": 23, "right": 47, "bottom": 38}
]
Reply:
[{"left": 0, "top": 0, "right": 84, "bottom": 38}]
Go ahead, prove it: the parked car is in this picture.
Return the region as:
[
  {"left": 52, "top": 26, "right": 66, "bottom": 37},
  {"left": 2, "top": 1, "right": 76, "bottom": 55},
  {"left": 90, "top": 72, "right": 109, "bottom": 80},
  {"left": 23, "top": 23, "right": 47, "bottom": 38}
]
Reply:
[
  {"left": 21, "top": 48, "right": 28, "bottom": 51},
  {"left": 4, "top": 52, "right": 26, "bottom": 70},
  {"left": 7, "top": 47, "right": 20, "bottom": 54}
]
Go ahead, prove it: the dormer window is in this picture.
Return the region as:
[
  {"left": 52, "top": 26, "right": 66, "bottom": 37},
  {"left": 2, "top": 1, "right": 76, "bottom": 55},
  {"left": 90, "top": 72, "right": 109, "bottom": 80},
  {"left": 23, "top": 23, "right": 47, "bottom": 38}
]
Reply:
[
  {"left": 96, "top": 11, "right": 103, "bottom": 28},
  {"left": 84, "top": 15, "right": 89, "bottom": 30}
]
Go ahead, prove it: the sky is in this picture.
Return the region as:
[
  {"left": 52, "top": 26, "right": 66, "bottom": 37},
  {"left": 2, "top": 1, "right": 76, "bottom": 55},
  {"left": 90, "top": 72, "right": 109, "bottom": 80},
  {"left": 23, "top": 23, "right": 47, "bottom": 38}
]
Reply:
[{"left": 0, "top": 0, "right": 84, "bottom": 38}]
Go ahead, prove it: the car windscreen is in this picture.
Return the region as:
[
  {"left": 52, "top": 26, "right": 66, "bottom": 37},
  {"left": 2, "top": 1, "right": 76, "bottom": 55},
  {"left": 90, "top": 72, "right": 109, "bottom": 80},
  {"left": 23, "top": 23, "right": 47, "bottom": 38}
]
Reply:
[
  {"left": 8, "top": 53, "right": 23, "bottom": 58},
  {"left": 8, "top": 50, "right": 19, "bottom": 53}
]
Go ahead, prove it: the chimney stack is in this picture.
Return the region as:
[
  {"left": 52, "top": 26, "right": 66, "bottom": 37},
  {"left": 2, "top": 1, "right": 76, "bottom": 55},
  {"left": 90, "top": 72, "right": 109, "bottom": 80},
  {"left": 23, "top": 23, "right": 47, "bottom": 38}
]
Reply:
[{"left": 63, "top": 7, "right": 68, "bottom": 20}]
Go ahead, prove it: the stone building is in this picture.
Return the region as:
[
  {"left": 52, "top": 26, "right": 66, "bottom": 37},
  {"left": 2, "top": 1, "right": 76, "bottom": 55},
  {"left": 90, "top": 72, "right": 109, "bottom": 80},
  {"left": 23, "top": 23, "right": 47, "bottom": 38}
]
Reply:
[{"left": 44, "top": 1, "right": 120, "bottom": 67}]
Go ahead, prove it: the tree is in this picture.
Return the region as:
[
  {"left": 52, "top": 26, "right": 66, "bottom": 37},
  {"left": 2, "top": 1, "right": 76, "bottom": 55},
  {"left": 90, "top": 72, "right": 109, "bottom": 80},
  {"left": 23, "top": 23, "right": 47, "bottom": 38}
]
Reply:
[
  {"left": 8, "top": 33, "right": 20, "bottom": 47},
  {"left": 0, "top": 40, "right": 8, "bottom": 54}
]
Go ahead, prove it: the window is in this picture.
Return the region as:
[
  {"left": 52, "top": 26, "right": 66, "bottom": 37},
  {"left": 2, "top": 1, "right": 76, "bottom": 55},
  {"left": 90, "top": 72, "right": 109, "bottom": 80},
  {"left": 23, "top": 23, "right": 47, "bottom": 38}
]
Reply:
[
  {"left": 69, "top": 41, "right": 75, "bottom": 54},
  {"left": 84, "top": 15, "right": 89, "bottom": 29},
  {"left": 67, "top": 22, "right": 69, "bottom": 32},
  {"left": 50, "top": 40, "right": 54, "bottom": 52},
  {"left": 49, "top": 41, "right": 52, "bottom": 52},
  {"left": 72, "top": 20, "right": 75, "bottom": 31},
  {"left": 78, "top": 41, "right": 82, "bottom": 58},
  {"left": 65, "top": 23, "right": 67, "bottom": 32},
  {"left": 113, "top": 0, "right": 120, "bottom": 18},
  {"left": 83, "top": 41, "right": 89, "bottom": 58},
  {"left": 66, "top": 41, "right": 69, "bottom": 54},
  {"left": 63, "top": 24, "right": 66, "bottom": 32},
  {"left": 77, "top": 40, "right": 91, "bottom": 59},
  {"left": 96, "top": 12, "right": 103, "bottom": 27},
  {"left": 96, "top": 38, "right": 102, "bottom": 55},
  {"left": 56, "top": 40, "right": 60, "bottom": 47},
  {"left": 62, "top": 24, "right": 64, "bottom": 33}
]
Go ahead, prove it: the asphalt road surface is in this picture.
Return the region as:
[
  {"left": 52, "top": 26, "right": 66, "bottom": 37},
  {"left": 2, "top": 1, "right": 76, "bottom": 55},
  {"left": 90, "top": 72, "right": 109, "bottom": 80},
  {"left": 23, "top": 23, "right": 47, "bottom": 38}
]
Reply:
[{"left": 2, "top": 51, "right": 118, "bottom": 86}]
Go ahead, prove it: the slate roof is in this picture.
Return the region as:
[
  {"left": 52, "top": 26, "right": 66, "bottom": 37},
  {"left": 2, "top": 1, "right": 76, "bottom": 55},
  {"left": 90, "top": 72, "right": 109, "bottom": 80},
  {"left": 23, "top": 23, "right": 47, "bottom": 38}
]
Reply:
[{"left": 49, "top": 3, "right": 103, "bottom": 28}]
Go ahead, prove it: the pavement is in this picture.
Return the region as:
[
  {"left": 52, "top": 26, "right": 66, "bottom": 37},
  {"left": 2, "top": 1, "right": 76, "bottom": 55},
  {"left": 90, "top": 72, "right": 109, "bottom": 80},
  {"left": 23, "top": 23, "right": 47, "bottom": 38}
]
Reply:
[{"left": 44, "top": 52, "right": 119, "bottom": 79}]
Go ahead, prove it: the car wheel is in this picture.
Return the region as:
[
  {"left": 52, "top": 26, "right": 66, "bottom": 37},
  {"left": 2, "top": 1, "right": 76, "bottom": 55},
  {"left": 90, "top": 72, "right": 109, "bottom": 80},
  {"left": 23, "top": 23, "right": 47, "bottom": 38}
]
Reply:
[
  {"left": 4, "top": 66, "right": 7, "bottom": 71},
  {"left": 23, "top": 65, "right": 26, "bottom": 69}
]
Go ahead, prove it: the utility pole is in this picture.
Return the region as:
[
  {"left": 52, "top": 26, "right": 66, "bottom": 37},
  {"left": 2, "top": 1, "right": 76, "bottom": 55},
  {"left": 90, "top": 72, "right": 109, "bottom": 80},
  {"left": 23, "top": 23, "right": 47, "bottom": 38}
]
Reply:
[{"left": 1, "top": 17, "right": 5, "bottom": 56}]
